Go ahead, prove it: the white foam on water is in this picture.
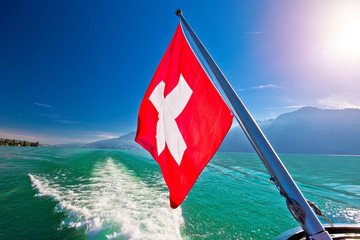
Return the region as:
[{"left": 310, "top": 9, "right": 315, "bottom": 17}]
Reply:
[
  {"left": 324, "top": 201, "right": 360, "bottom": 224},
  {"left": 29, "top": 158, "right": 184, "bottom": 239}
]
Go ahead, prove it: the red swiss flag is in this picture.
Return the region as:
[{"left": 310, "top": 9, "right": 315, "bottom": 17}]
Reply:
[{"left": 135, "top": 23, "right": 233, "bottom": 208}]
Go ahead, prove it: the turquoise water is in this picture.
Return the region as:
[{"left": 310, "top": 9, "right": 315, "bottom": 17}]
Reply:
[{"left": 0, "top": 147, "right": 359, "bottom": 239}]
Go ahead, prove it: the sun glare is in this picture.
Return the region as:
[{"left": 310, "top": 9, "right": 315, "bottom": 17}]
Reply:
[{"left": 325, "top": 4, "right": 360, "bottom": 60}]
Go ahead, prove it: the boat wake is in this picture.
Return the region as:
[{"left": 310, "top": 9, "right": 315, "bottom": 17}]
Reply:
[{"left": 29, "top": 158, "right": 184, "bottom": 239}]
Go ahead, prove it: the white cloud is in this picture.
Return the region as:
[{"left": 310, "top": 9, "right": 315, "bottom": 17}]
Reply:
[
  {"left": 285, "top": 105, "right": 305, "bottom": 109},
  {"left": 94, "top": 134, "right": 118, "bottom": 139},
  {"left": 266, "top": 105, "right": 305, "bottom": 110},
  {"left": 39, "top": 113, "right": 81, "bottom": 124},
  {"left": 55, "top": 120, "right": 82, "bottom": 124},
  {"left": 34, "top": 102, "right": 52, "bottom": 108},
  {"left": 252, "top": 84, "right": 280, "bottom": 90},
  {"left": 318, "top": 94, "right": 360, "bottom": 109},
  {"left": 245, "top": 32, "right": 263, "bottom": 34},
  {"left": 39, "top": 113, "right": 61, "bottom": 119}
]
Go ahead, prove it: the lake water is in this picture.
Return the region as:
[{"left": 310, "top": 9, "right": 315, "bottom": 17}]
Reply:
[{"left": 0, "top": 147, "right": 359, "bottom": 239}]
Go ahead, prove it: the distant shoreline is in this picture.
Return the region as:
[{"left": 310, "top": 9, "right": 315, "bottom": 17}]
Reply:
[{"left": 0, "top": 138, "right": 40, "bottom": 147}]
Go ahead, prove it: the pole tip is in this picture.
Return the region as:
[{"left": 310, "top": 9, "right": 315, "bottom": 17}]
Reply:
[{"left": 175, "top": 9, "right": 182, "bottom": 16}]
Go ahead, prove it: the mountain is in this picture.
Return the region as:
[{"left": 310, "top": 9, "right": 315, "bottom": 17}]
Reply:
[
  {"left": 84, "top": 132, "right": 140, "bottom": 149},
  {"left": 56, "top": 107, "right": 360, "bottom": 154},
  {"left": 219, "top": 107, "right": 360, "bottom": 155}
]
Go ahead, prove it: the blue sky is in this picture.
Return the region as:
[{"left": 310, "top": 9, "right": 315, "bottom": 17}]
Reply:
[{"left": 1, "top": 0, "right": 360, "bottom": 144}]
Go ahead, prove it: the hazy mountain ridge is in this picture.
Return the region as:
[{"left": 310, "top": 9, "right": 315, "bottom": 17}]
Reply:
[
  {"left": 53, "top": 132, "right": 140, "bottom": 149},
  {"left": 56, "top": 107, "right": 360, "bottom": 154},
  {"left": 84, "top": 132, "right": 140, "bottom": 149},
  {"left": 219, "top": 107, "right": 360, "bottom": 154}
]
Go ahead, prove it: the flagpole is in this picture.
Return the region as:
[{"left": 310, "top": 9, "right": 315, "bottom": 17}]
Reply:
[{"left": 176, "top": 9, "right": 331, "bottom": 239}]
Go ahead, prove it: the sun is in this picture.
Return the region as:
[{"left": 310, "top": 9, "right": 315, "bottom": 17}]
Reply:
[{"left": 324, "top": 3, "right": 360, "bottom": 61}]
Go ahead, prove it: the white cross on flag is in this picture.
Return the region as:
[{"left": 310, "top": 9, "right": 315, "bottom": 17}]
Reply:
[{"left": 135, "top": 23, "right": 233, "bottom": 208}]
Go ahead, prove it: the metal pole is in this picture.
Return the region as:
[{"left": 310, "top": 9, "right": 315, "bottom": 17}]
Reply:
[{"left": 175, "top": 9, "right": 331, "bottom": 239}]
